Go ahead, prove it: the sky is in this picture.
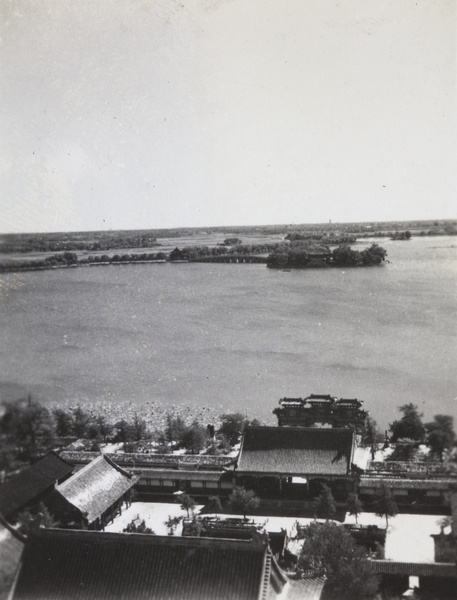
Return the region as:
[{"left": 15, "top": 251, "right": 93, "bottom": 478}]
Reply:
[{"left": 0, "top": 0, "right": 455, "bottom": 233}]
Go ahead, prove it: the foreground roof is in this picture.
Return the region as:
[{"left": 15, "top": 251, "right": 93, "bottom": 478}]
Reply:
[
  {"left": 0, "top": 515, "right": 24, "bottom": 600},
  {"left": 237, "top": 427, "right": 354, "bottom": 476},
  {"left": 285, "top": 577, "right": 326, "bottom": 600},
  {"left": 54, "top": 455, "right": 135, "bottom": 524},
  {"left": 12, "top": 528, "right": 274, "bottom": 600},
  {"left": 0, "top": 452, "right": 74, "bottom": 519}
]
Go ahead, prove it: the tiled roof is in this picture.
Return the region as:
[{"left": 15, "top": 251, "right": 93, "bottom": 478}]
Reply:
[
  {"left": 0, "top": 515, "right": 24, "bottom": 600},
  {"left": 54, "top": 455, "right": 135, "bottom": 524},
  {"left": 237, "top": 427, "right": 354, "bottom": 476},
  {"left": 0, "top": 452, "right": 74, "bottom": 518},
  {"left": 368, "top": 559, "right": 457, "bottom": 578},
  {"left": 360, "top": 477, "right": 453, "bottom": 490},
  {"left": 12, "top": 528, "right": 273, "bottom": 600},
  {"left": 285, "top": 577, "right": 326, "bottom": 600}
]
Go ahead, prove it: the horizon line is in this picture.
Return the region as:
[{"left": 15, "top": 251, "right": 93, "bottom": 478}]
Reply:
[{"left": 1, "top": 217, "right": 456, "bottom": 237}]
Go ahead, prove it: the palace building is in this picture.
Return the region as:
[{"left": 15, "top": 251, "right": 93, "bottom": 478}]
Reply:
[{"left": 273, "top": 394, "right": 368, "bottom": 429}]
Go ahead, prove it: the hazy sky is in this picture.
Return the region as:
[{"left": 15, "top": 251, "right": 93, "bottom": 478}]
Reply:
[{"left": 0, "top": 0, "right": 455, "bottom": 233}]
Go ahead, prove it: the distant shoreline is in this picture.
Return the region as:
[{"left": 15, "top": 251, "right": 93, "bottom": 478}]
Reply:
[
  {"left": 0, "top": 260, "right": 168, "bottom": 274},
  {"left": 0, "top": 255, "right": 389, "bottom": 273}
]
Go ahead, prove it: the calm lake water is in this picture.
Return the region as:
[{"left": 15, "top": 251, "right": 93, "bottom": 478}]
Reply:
[{"left": 0, "top": 237, "right": 456, "bottom": 430}]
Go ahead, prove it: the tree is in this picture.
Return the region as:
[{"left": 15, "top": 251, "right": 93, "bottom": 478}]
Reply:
[
  {"left": 17, "top": 502, "right": 58, "bottom": 536},
  {"left": 0, "top": 436, "right": 16, "bottom": 475},
  {"left": 390, "top": 404, "right": 425, "bottom": 442},
  {"left": 218, "top": 413, "right": 247, "bottom": 446},
  {"left": 114, "top": 419, "right": 134, "bottom": 443},
  {"left": 425, "top": 415, "right": 455, "bottom": 461},
  {"left": 206, "top": 496, "right": 223, "bottom": 516},
  {"left": 181, "top": 421, "right": 208, "bottom": 454},
  {"left": 62, "top": 251, "right": 78, "bottom": 265},
  {"left": 123, "top": 518, "right": 154, "bottom": 534},
  {"left": 360, "top": 244, "right": 387, "bottom": 265},
  {"left": 85, "top": 421, "right": 103, "bottom": 441},
  {"left": 155, "top": 432, "right": 172, "bottom": 454},
  {"left": 182, "top": 517, "right": 203, "bottom": 537},
  {"left": 0, "top": 396, "right": 55, "bottom": 461},
  {"left": 387, "top": 440, "right": 418, "bottom": 462},
  {"left": 374, "top": 484, "right": 398, "bottom": 528},
  {"left": 361, "top": 416, "right": 381, "bottom": 459},
  {"left": 298, "top": 522, "right": 379, "bottom": 600},
  {"left": 227, "top": 487, "right": 260, "bottom": 519},
  {"left": 179, "top": 493, "right": 196, "bottom": 517},
  {"left": 165, "top": 414, "right": 186, "bottom": 446},
  {"left": 346, "top": 493, "right": 363, "bottom": 525},
  {"left": 313, "top": 484, "right": 337, "bottom": 520},
  {"left": 131, "top": 414, "right": 149, "bottom": 441},
  {"left": 332, "top": 245, "right": 361, "bottom": 266},
  {"left": 165, "top": 515, "right": 183, "bottom": 536},
  {"left": 94, "top": 414, "right": 113, "bottom": 442},
  {"left": 53, "top": 408, "right": 74, "bottom": 437},
  {"left": 71, "top": 406, "right": 91, "bottom": 438}
]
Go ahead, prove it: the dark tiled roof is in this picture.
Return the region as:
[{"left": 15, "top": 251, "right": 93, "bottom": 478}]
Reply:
[
  {"left": 285, "top": 576, "right": 326, "bottom": 600},
  {"left": 0, "top": 516, "right": 24, "bottom": 600},
  {"left": 0, "top": 452, "right": 74, "bottom": 518},
  {"left": 368, "top": 559, "right": 457, "bottom": 578},
  {"left": 12, "top": 528, "right": 272, "bottom": 600},
  {"left": 237, "top": 427, "right": 354, "bottom": 476},
  {"left": 54, "top": 455, "right": 135, "bottom": 524}
]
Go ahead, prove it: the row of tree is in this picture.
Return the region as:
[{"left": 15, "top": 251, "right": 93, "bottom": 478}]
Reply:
[
  {"left": 170, "top": 243, "right": 283, "bottom": 260},
  {"left": 1, "top": 240, "right": 389, "bottom": 273},
  {"left": 285, "top": 232, "right": 357, "bottom": 244},
  {"left": 0, "top": 396, "right": 260, "bottom": 470},
  {"left": 1, "top": 233, "right": 159, "bottom": 254},
  {"left": 81, "top": 252, "right": 167, "bottom": 263},
  {"left": 178, "top": 482, "right": 396, "bottom": 534},
  {"left": 389, "top": 404, "right": 455, "bottom": 461},
  {"left": 170, "top": 484, "right": 394, "bottom": 600},
  {"left": 266, "top": 243, "right": 388, "bottom": 268},
  {"left": 0, "top": 251, "right": 168, "bottom": 272}
]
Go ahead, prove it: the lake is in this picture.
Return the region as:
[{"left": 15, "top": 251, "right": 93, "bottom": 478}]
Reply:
[{"left": 0, "top": 236, "right": 455, "bottom": 430}]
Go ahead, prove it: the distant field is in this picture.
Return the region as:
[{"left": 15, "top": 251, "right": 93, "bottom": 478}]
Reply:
[{"left": 1, "top": 219, "right": 456, "bottom": 255}]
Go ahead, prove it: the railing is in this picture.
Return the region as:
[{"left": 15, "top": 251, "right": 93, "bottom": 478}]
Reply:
[
  {"left": 60, "top": 451, "right": 234, "bottom": 469},
  {"left": 368, "top": 461, "right": 457, "bottom": 476}
]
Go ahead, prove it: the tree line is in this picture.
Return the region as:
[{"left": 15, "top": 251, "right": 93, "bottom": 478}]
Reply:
[
  {"left": 0, "top": 396, "right": 260, "bottom": 473},
  {"left": 0, "top": 239, "right": 389, "bottom": 273},
  {"left": 285, "top": 232, "right": 357, "bottom": 244},
  {"left": 0, "top": 232, "right": 160, "bottom": 254},
  {"left": 267, "top": 243, "right": 388, "bottom": 269},
  {"left": 0, "top": 251, "right": 169, "bottom": 272},
  {"left": 388, "top": 403, "right": 455, "bottom": 462}
]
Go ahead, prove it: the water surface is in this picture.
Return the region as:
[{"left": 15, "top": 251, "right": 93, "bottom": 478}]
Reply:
[{"left": 0, "top": 237, "right": 455, "bottom": 429}]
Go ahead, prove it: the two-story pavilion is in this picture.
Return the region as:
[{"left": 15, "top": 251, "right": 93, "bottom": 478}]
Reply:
[
  {"left": 235, "top": 426, "right": 358, "bottom": 509},
  {"left": 273, "top": 394, "right": 368, "bottom": 429}
]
